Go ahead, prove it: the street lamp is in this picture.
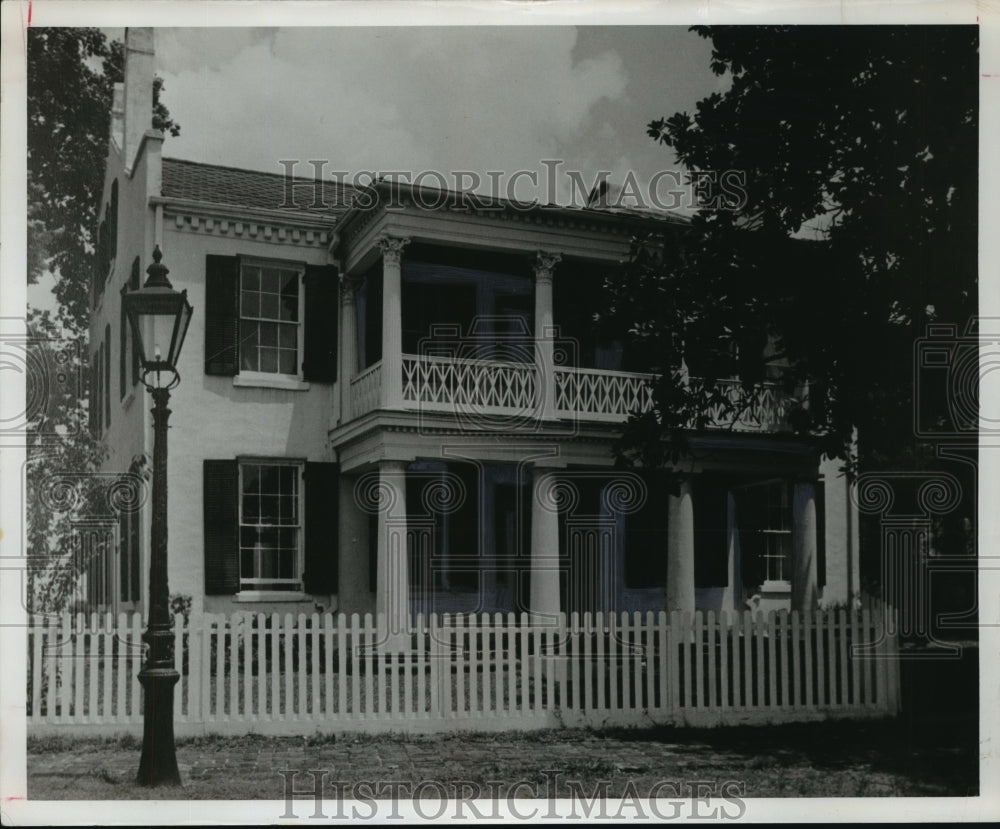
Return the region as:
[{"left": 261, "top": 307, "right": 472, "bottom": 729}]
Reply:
[{"left": 123, "top": 245, "right": 193, "bottom": 786}]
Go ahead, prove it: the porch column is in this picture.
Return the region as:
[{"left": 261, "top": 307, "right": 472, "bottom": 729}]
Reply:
[
  {"left": 378, "top": 235, "right": 409, "bottom": 410},
  {"left": 666, "top": 478, "right": 695, "bottom": 613},
  {"left": 534, "top": 251, "right": 561, "bottom": 421},
  {"left": 530, "top": 466, "right": 562, "bottom": 622},
  {"left": 375, "top": 460, "right": 409, "bottom": 650},
  {"left": 339, "top": 275, "right": 358, "bottom": 422},
  {"left": 791, "top": 480, "right": 818, "bottom": 612}
]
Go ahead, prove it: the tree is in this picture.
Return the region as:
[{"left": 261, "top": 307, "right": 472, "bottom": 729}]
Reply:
[
  {"left": 28, "top": 28, "right": 179, "bottom": 336},
  {"left": 26, "top": 30, "right": 177, "bottom": 612},
  {"left": 602, "top": 25, "right": 978, "bottom": 475}
]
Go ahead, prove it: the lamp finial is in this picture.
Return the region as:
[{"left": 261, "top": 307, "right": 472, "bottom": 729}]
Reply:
[{"left": 145, "top": 245, "right": 172, "bottom": 289}]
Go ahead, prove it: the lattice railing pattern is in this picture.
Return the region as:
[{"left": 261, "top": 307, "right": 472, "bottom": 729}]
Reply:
[
  {"left": 347, "top": 356, "right": 789, "bottom": 432},
  {"left": 402, "top": 354, "right": 537, "bottom": 414},
  {"left": 350, "top": 361, "right": 382, "bottom": 419},
  {"left": 554, "top": 367, "right": 655, "bottom": 420},
  {"left": 707, "top": 379, "right": 790, "bottom": 431}
]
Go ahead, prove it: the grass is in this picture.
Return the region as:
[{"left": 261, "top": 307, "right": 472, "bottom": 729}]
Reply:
[{"left": 26, "top": 715, "right": 977, "bottom": 800}]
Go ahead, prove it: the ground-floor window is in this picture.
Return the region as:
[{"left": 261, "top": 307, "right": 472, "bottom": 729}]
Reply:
[
  {"left": 238, "top": 461, "right": 302, "bottom": 592},
  {"left": 737, "top": 480, "right": 792, "bottom": 586}
]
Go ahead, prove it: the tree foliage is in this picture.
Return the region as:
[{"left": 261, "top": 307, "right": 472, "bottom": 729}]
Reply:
[
  {"left": 27, "top": 28, "right": 179, "bottom": 335},
  {"left": 603, "top": 25, "right": 978, "bottom": 473},
  {"left": 26, "top": 29, "right": 176, "bottom": 612}
]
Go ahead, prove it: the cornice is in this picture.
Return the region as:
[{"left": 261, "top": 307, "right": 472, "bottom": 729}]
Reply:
[{"left": 155, "top": 197, "right": 333, "bottom": 248}]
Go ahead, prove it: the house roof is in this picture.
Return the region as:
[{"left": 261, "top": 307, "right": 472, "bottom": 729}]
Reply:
[
  {"left": 159, "top": 157, "right": 690, "bottom": 231},
  {"left": 160, "top": 158, "right": 355, "bottom": 218}
]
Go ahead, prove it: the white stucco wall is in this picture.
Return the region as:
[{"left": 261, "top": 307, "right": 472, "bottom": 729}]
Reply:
[{"left": 156, "top": 222, "right": 338, "bottom": 615}]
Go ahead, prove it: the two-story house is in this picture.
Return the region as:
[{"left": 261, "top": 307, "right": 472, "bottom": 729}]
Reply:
[{"left": 87, "top": 29, "right": 860, "bottom": 647}]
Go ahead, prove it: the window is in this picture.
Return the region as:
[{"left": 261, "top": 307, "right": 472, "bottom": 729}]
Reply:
[
  {"left": 205, "top": 255, "right": 338, "bottom": 383},
  {"left": 121, "top": 257, "right": 141, "bottom": 397},
  {"left": 204, "top": 459, "right": 338, "bottom": 597},
  {"left": 739, "top": 481, "right": 792, "bottom": 585},
  {"left": 239, "top": 261, "right": 302, "bottom": 376},
  {"left": 104, "top": 323, "right": 111, "bottom": 426},
  {"left": 238, "top": 461, "right": 302, "bottom": 592}
]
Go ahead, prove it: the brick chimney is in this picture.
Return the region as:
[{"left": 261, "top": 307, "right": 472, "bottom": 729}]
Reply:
[{"left": 123, "top": 27, "right": 155, "bottom": 171}]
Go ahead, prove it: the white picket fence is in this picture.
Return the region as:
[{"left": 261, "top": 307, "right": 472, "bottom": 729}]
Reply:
[{"left": 26, "top": 607, "right": 900, "bottom": 736}]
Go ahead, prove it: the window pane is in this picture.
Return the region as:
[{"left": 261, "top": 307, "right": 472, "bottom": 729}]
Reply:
[
  {"left": 261, "top": 268, "right": 281, "bottom": 294},
  {"left": 240, "top": 326, "right": 259, "bottom": 371},
  {"left": 243, "top": 266, "right": 260, "bottom": 292},
  {"left": 278, "top": 349, "right": 297, "bottom": 375},
  {"left": 259, "top": 495, "right": 279, "bottom": 523},
  {"left": 279, "top": 549, "right": 295, "bottom": 579},
  {"left": 279, "top": 324, "right": 297, "bottom": 349},
  {"left": 260, "top": 549, "right": 279, "bottom": 578},
  {"left": 280, "top": 273, "right": 299, "bottom": 321},
  {"left": 242, "top": 464, "right": 261, "bottom": 494},
  {"left": 260, "top": 348, "right": 278, "bottom": 374},
  {"left": 260, "top": 322, "right": 278, "bottom": 347},
  {"left": 241, "top": 290, "right": 259, "bottom": 318},
  {"left": 259, "top": 466, "right": 281, "bottom": 493},
  {"left": 242, "top": 493, "right": 260, "bottom": 522},
  {"left": 260, "top": 292, "right": 279, "bottom": 321},
  {"left": 240, "top": 548, "right": 253, "bottom": 578}
]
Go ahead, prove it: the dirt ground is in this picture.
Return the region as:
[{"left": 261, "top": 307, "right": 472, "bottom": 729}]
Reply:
[{"left": 26, "top": 715, "right": 978, "bottom": 801}]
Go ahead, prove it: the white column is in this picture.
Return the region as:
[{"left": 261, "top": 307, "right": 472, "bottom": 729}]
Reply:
[
  {"left": 534, "top": 251, "right": 561, "bottom": 421},
  {"left": 666, "top": 478, "right": 695, "bottom": 613},
  {"left": 338, "top": 275, "right": 358, "bottom": 423},
  {"left": 792, "top": 480, "right": 818, "bottom": 612},
  {"left": 530, "top": 466, "right": 562, "bottom": 622},
  {"left": 378, "top": 236, "right": 409, "bottom": 409},
  {"left": 375, "top": 460, "right": 409, "bottom": 650}
]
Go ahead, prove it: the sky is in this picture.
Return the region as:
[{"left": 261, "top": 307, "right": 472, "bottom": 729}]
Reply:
[
  {"left": 30, "top": 25, "right": 727, "bottom": 314},
  {"left": 150, "top": 26, "right": 725, "bottom": 204}
]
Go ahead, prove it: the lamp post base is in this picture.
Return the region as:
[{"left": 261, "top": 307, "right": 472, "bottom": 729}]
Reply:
[{"left": 135, "top": 667, "right": 181, "bottom": 786}]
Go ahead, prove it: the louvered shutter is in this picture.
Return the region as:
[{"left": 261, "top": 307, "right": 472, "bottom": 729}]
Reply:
[
  {"left": 204, "top": 459, "right": 239, "bottom": 594},
  {"left": 303, "top": 462, "right": 339, "bottom": 594},
  {"left": 302, "top": 265, "right": 339, "bottom": 382},
  {"left": 204, "top": 255, "right": 239, "bottom": 376}
]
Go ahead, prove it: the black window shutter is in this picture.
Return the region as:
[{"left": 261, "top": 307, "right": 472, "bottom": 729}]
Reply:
[
  {"left": 303, "top": 462, "right": 339, "bottom": 594},
  {"left": 204, "top": 459, "right": 239, "bottom": 595},
  {"left": 302, "top": 265, "right": 339, "bottom": 382},
  {"left": 129, "top": 258, "right": 141, "bottom": 385},
  {"left": 204, "top": 255, "right": 239, "bottom": 376}
]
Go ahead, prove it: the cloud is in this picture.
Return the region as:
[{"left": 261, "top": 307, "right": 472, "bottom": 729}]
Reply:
[{"left": 155, "top": 27, "right": 627, "bottom": 194}]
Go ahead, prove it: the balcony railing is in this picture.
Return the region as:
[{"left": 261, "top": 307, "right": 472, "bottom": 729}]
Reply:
[
  {"left": 350, "top": 361, "right": 382, "bottom": 419},
  {"left": 554, "top": 366, "right": 655, "bottom": 422},
  {"left": 402, "top": 353, "right": 537, "bottom": 416},
  {"left": 348, "top": 354, "right": 789, "bottom": 432}
]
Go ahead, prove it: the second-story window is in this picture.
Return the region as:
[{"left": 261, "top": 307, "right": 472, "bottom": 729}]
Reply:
[{"left": 239, "top": 261, "right": 302, "bottom": 376}]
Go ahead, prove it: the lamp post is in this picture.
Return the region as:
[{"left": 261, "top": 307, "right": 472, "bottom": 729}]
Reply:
[{"left": 123, "top": 246, "right": 193, "bottom": 787}]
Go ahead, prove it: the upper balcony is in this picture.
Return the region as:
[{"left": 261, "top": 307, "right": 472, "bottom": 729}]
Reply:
[
  {"left": 347, "top": 354, "right": 790, "bottom": 432},
  {"left": 335, "top": 237, "right": 792, "bottom": 435}
]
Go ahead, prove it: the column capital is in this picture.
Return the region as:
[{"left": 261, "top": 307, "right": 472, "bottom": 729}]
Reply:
[
  {"left": 377, "top": 235, "right": 411, "bottom": 267},
  {"left": 534, "top": 250, "right": 562, "bottom": 283}
]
